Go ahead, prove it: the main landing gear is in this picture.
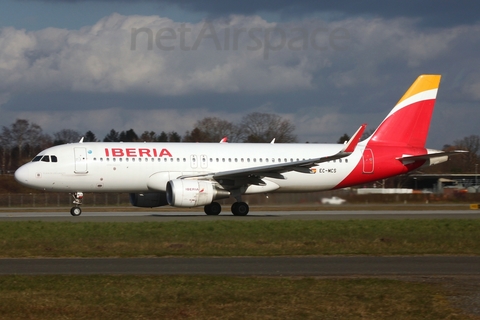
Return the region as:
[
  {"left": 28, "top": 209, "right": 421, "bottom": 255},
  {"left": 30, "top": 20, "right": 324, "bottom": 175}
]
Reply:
[
  {"left": 70, "top": 192, "right": 83, "bottom": 217},
  {"left": 231, "top": 202, "right": 249, "bottom": 216},
  {"left": 203, "top": 201, "right": 250, "bottom": 216}
]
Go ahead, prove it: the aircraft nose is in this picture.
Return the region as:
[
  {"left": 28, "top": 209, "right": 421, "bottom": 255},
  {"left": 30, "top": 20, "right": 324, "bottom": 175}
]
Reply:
[{"left": 14, "top": 165, "right": 31, "bottom": 186}]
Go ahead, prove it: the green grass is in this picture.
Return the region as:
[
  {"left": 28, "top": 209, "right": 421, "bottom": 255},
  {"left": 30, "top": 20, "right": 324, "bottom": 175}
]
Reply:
[
  {"left": 1, "top": 219, "right": 479, "bottom": 257},
  {"left": 0, "top": 275, "right": 475, "bottom": 320}
]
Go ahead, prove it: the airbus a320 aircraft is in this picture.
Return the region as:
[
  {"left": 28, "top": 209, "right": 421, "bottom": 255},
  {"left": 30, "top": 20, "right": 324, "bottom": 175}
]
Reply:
[{"left": 15, "top": 75, "right": 464, "bottom": 216}]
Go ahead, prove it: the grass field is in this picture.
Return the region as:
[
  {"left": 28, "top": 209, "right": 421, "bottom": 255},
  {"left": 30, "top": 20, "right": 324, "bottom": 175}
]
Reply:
[
  {"left": 2, "top": 219, "right": 479, "bottom": 319},
  {"left": 0, "top": 275, "right": 477, "bottom": 320},
  {"left": 0, "top": 219, "right": 479, "bottom": 257}
]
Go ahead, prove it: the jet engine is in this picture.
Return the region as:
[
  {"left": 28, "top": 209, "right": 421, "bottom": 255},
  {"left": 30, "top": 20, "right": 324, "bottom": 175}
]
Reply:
[
  {"left": 129, "top": 192, "right": 168, "bottom": 208},
  {"left": 166, "top": 179, "right": 229, "bottom": 207}
]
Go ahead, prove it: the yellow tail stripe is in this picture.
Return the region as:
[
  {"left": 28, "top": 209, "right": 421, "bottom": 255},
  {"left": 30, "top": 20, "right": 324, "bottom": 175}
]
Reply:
[{"left": 396, "top": 74, "right": 441, "bottom": 105}]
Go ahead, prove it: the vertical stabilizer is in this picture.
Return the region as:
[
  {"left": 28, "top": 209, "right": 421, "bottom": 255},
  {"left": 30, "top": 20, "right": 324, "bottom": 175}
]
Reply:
[{"left": 367, "top": 75, "right": 441, "bottom": 148}]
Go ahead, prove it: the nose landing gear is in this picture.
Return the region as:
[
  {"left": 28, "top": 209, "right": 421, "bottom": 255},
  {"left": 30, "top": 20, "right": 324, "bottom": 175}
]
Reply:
[{"left": 70, "top": 192, "right": 83, "bottom": 216}]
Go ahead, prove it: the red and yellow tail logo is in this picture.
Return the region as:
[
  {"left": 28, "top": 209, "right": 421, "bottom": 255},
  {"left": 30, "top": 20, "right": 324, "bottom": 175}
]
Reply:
[{"left": 368, "top": 75, "right": 441, "bottom": 148}]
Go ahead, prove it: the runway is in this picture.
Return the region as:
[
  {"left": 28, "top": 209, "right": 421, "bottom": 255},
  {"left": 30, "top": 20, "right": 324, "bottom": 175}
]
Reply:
[
  {"left": 0, "top": 208, "right": 479, "bottom": 222},
  {"left": 1, "top": 256, "right": 479, "bottom": 275},
  {"left": 1, "top": 208, "right": 479, "bottom": 277}
]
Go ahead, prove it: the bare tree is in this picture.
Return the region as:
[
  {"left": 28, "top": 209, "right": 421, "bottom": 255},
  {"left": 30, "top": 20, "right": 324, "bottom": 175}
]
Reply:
[
  {"left": 190, "top": 117, "right": 241, "bottom": 142},
  {"left": 239, "top": 112, "right": 297, "bottom": 143},
  {"left": 7, "top": 119, "right": 45, "bottom": 164},
  {"left": 183, "top": 128, "right": 209, "bottom": 142},
  {"left": 422, "top": 135, "right": 479, "bottom": 174},
  {"left": 53, "top": 129, "right": 81, "bottom": 145},
  {"left": 0, "top": 126, "right": 12, "bottom": 174},
  {"left": 140, "top": 131, "right": 157, "bottom": 142},
  {"left": 453, "top": 135, "right": 480, "bottom": 172}
]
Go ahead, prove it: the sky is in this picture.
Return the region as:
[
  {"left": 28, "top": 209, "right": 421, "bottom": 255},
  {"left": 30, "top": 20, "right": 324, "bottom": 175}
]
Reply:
[{"left": 0, "top": 0, "right": 479, "bottom": 147}]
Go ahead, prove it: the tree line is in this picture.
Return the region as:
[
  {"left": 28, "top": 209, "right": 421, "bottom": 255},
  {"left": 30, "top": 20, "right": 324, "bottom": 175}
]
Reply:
[
  {"left": 0, "top": 113, "right": 296, "bottom": 173},
  {"left": 1, "top": 115, "right": 478, "bottom": 175}
]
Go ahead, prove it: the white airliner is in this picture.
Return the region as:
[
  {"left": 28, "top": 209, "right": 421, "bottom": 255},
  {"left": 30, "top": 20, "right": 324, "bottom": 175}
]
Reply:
[{"left": 15, "top": 75, "right": 464, "bottom": 216}]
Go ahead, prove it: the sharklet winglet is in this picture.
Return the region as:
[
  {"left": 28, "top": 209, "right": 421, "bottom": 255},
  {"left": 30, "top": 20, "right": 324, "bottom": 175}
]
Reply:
[{"left": 341, "top": 124, "right": 367, "bottom": 153}]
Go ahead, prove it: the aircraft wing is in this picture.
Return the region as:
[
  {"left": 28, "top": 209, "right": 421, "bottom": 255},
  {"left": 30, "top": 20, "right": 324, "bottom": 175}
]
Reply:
[{"left": 179, "top": 124, "right": 366, "bottom": 180}]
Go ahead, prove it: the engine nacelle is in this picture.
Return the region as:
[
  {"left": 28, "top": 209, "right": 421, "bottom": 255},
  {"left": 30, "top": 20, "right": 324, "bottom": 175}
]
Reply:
[
  {"left": 129, "top": 192, "right": 168, "bottom": 208},
  {"left": 166, "top": 179, "right": 229, "bottom": 207}
]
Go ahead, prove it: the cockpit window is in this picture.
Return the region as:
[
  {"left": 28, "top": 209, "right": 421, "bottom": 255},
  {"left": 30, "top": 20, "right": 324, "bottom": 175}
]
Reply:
[{"left": 32, "top": 155, "right": 58, "bottom": 163}]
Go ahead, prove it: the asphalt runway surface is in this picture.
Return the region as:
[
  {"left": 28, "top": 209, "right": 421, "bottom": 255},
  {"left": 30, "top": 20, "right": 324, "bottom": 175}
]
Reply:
[
  {"left": 1, "top": 208, "right": 480, "bottom": 222},
  {"left": 1, "top": 207, "right": 479, "bottom": 276}
]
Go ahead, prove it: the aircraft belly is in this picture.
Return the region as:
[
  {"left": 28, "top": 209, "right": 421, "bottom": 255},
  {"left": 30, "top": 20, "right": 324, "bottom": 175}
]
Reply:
[
  {"left": 263, "top": 159, "right": 358, "bottom": 193},
  {"left": 264, "top": 171, "right": 341, "bottom": 192}
]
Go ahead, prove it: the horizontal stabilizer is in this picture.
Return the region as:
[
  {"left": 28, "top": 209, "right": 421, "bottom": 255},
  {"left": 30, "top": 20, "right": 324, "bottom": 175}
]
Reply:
[{"left": 397, "top": 150, "right": 467, "bottom": 164}]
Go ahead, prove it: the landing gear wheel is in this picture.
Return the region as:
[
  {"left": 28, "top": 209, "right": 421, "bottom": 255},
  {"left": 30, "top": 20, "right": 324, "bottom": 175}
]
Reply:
[
  {"left": 231, "top": 202, "right": 249, "bottom": 216},
  {"left": 204, "top": 202, "right": 221, "bottom": 215},
  {"left": 70, "top": 207, "right": 82, "bottom": 216},
  {"left": 70, "top": 192, "right": 84, "bottom": 216}
]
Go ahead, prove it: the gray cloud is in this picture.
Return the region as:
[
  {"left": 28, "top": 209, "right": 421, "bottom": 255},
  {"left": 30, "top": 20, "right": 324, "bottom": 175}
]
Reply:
[
  {"left": 1, "top": 13, "right": 480, "bottom": 147},
  {"left": 29, "top": 0, "right": 480, "bottom": 27}
]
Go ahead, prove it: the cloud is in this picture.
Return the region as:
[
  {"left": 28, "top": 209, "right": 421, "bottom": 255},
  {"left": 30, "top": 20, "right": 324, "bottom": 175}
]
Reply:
[
  {"left": 1, "top": 13, "right": 468, "bottom": 104},
  {"left": 1, "top": 12, "right": 480, "bottom": 146},
  {"left": 0, "top": 13, "right": 322, "bottom": 101},
  {"left": 31, "top": 0, "right": 480, "bottom": 27}
]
